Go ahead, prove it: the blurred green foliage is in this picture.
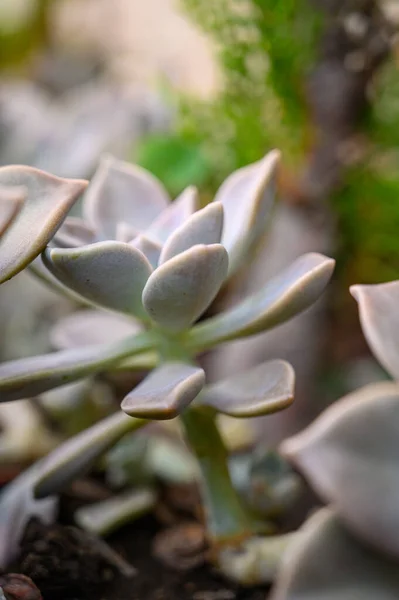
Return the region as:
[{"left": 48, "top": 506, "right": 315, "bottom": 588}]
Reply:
[
  {"left": 137, "top": 1, "right": 399, "bottom": 284},
  {"left": 136, "top": 0, "right": 322, "bottom": 193},
  {"left": 0, "top": 0, "right": 54, "bottom": 70},
  {"left": 335, "top": 60, "right": 399, "bottom": 283}
]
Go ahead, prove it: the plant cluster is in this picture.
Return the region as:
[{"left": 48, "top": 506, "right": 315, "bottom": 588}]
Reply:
[{"left": 0, "top": 152, "right": 334, "bottom": 579}]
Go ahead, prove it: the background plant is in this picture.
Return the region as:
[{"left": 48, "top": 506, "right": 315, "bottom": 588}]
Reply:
[{"left": 269, "top": 278, "right": 399, "bottom": 598}]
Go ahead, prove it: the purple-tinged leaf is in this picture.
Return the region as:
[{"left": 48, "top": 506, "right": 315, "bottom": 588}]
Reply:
[
  {"left": 142, "top": 244, "right": 228, "bottom": 331},
  {"left": 0, "top": 166, "right": 87, "bottom": 283},
  {"left": 121, "top": 363, "right": 205, "bottom": 419}
]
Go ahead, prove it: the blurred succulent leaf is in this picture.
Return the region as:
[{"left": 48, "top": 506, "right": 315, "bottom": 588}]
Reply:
[
  {"left": 215, "top": 150, "right": 279, "bottom": 275},
  {"left": 281, "top": 381, "right": 399, "bottom": 559},
  {"left": 53, "top": 217, "right": 96, "bottom": 248},
  {"left": 75, "top": 487, "right": 156, "bottom": 536},
  {"left": 351, "top": 282, "right": 399, "bottom": 380},
  {"left": 0, "top": 332, "right": 153, "bottom": 401},
  {"left": 83, "top": 155, "right": 170, "bottom": 239},
  {"left": 199, "top": 360, "right": 294, "bottom": 417},
  {"left": 34, "top": 411, "right": 146, "bottom": 499},
  {"left": 0, "top": 185, "right": 25, "bottom": 237},
  {"left": 0, "top": 463, "right": 57, "bottom": 568},
  {"left": 142, "top": 244, "right": 228, "bottom": 331},
  {"left": 270, "top": 509, "right": 399, "bottom": 600},
  {"left": 159, "top": 201, "right": 224, "bottom": 264},
  {"left": 51, "top": 310, "right": 142, "bottom": 350},
  {"left": 130, "top": 235, "right": 162, "bottom": 269},
  {"left": 0, "top": 166, "right": 87, "bottom": 283},
  {"left": 43, "top": 241, "right": 152, "bottom": 317},
  {"left": 115, "top": 221, "right": 139, "bottom": 244},
  {"left": 121, "top": 362, "right": 205, "bottom": 419},
  {"left": 189, "top": 253, "right": 335, "bottom": 349},
  {"left": 145, "top": 185, "right": 198, "bottom": 245}
]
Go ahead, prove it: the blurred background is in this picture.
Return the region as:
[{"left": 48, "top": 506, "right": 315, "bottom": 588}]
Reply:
[{"left": 1, "top": 0, "right": 399, "bottom": 442}]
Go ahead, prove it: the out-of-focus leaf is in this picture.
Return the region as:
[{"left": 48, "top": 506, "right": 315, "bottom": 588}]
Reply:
[
  {"left": 214, "top": 150, "right": 279, "bottom": 275},
  {"left": 270, "top": 509, "right": 399, "bottom": 600},
  {"left": 0, "top": 166, "right": 87, "bottom": 283},
  {"left": 281, "top": 381, "right": 399, "bottom": 559},
  {"left": 83, "top": 155, "right": 170, "bottom": 239},
  {"left": 34, "top": 411, "right": 147, "bottom": 499},
  {"left": 51, "top": 310, "right": 141, "bottom": 350},
  {"left": 0, "top": 331, "right": 153, "bottom": 401},
  {"left": 54, "top": 216, "right": 96, "bottom": 248},
  {"left": 351, "top": 282, "right": 399, "bottom": 380},
  {"left": 144, "top": 185, "right": 198, "bottom": 245}
]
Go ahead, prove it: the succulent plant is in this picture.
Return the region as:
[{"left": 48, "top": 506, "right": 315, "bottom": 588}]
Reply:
[
  {"left": 0, "top": 151, "right": 334, "bottom": 578},
  {"left": 270, "top": 280, "right": 399, "bottom": 598},
  {"left": 0, "top": 167, "right": 87, "bottom": 283}
]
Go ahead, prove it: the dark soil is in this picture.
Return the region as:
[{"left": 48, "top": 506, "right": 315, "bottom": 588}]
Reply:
[{"left": 14, "top": 495, "right": 270, "bottom": 600}]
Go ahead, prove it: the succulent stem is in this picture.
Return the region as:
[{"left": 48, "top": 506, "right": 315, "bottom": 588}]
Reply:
[{"left": 181, "top": 407, "right": 253, "bottom": 545}]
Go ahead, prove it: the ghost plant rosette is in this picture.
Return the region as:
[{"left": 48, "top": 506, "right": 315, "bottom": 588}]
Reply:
[{"left": 0, "top": 152, "right": 334, "bottom": 579}]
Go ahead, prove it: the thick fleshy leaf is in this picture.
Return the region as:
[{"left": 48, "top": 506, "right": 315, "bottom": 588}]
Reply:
[
  {"left": 270, "top": 509, "right": 399, "bottom": 600},
  {"left": 43, "top": 241, "right": 152, "bottom": 317},
  {"left": 351, "top": 282, "right": 399, "bottom": 380},
  {"left": 0, "top": 166, "right": 87, "bottom": 283},
  {"left": 53, "top": 216, "right": 96, "bottom": 248},
  {"left": 83, "top": 155, "right": 169, "bottom": 239},
  {"left": 0, "top": 463, "right": 57, "bottom": 568},
  {"left": 214, "top": 150, "right": 279, "bottom": 275},
  {"left": 130, "top": 235, "right": 162, "bottom": 269},
  {"left": 281, "top": 381, "right": 399, "bottom": 559},
  {"left": 0, "top": 185, "right": 25, "bottom": 237},
  {"left": 34, "top": 411, "right": 146, "bottom": 499},
  {"left": 199, "top": 360, "right": 294, "bottom": 417},
  {"left": 51, "top": 310, "right": 141, "bottom": 350},
  {"left": 145, "top": 185, "right": 198, "bottom": 244},
  {"left": 0, "top": 332, "right": 152, "bottom": 401},
  {"left": 189, "top": 253, "right": 335, "bottom": 350},
  {"left": 159, "top": 202, "right": 224, "bottom": 264},
  {"left": 142, "top": 244, "right": 228, "bottom": 331},
  {"left": 121, "top": 363, "right": 205, "bottom": 419},
  {"left": 30, "top": 255, "right": 93, "bottom": 305}
]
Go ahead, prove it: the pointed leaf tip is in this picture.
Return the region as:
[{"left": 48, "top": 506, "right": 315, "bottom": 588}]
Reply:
[
  {"left": 159, "top": 201, "right": 224, "bottom": 264},
  {"left": 280, "top": 381, "right": 399, "bottom": 560},
  {"left": 270, "top": 509, "right": 399, "bottom": 600},
  {"left": 121, "top": 363, "right": 205, "bottom": 419},
  {"left": 215, "top": 150, "right": 280, "bottom": 275},
  {"left": 0, "top": 166, "right": 87, "bottom": 283},
  {"left": 83, "top": 155, "right": 170, "bottom": 239},
  {"left": 350, "top": 281, "right": 399, "bottom": 380}
]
